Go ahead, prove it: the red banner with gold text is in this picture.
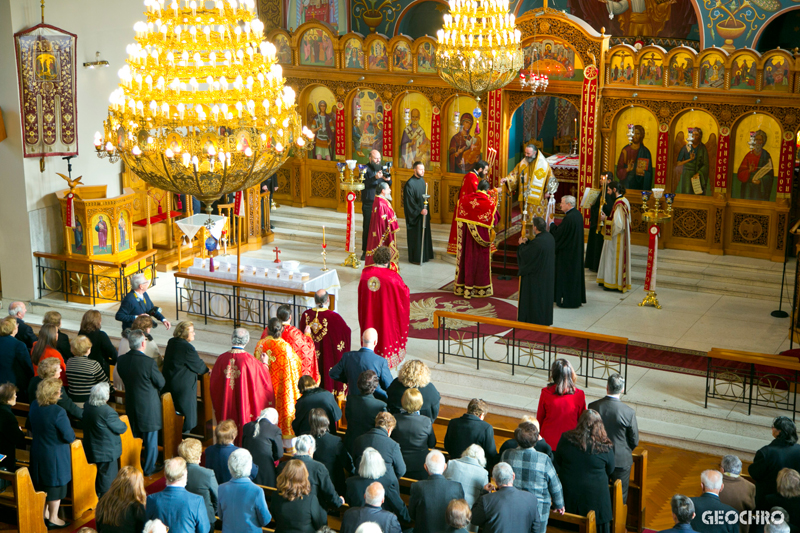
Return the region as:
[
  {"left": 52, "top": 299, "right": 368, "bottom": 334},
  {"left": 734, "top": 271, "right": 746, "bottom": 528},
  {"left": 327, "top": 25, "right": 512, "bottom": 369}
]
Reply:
[
  {"left": 778, "top": 131, "right": 796, "bottom": 199},
  {"left": 383, "top": 104, "right": 393, "bottom": 158},
  {"left": 487, "top": 90, "right": 503, "bottom": 185},
  {"left": 335, "top": 102, "right": 345, "bottom": 158},
  {"left": 431, "top": 106, "right": 441, "bottom": 163},
  {"left": 655, "top": 123, "right": 669, "bottom": 187},
  {"left": 714, "top": 127, "right": 730, "bottom": 193},
  {"left": 578, "top": 65, "right": 599, "bottom": 227},
  {"left": 644, "top": 224, "right": 659, "bottom": 292}
]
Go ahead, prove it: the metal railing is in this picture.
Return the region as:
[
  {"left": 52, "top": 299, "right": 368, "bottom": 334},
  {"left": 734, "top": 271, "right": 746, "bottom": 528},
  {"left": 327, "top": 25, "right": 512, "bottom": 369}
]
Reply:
[
  {"left": 33, "top": 250, "right": 157, "bottom": 305},
  {"left": 174, "top": 271, "right": 335, "bottom": 329},
  {"left": 433, "top": 311, "right": 629, "bottom": 387}
]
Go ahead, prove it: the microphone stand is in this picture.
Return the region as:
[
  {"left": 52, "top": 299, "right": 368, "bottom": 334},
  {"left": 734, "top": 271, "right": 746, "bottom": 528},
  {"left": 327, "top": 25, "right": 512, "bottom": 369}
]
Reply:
[{"left": 772, "top": 219, "right": 793, "bottom": 318}]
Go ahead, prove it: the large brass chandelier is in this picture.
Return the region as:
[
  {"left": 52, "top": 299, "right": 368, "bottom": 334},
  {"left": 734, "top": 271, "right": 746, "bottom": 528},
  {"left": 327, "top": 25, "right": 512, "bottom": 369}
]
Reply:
[
  {"left": 435, "top": 0, "right": 523, "bottom": 100},
  {"left": 94, "top": 0, "right": 313, "bottom": 209}
]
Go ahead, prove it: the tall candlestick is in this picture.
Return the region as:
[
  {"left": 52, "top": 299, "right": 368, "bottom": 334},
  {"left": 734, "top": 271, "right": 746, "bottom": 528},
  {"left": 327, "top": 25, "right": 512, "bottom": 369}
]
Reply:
[{"left": 322, "top": 225, "right": 326, "bottom": 246}]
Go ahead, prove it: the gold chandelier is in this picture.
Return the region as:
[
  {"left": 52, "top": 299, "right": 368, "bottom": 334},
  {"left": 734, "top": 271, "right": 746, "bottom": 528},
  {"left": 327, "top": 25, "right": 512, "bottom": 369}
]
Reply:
[
  {"left": 435, "top": 0, "right": 523, "bottom": 100},
  {"left": 94, "top": 0, "right": 313, "bottom": 209}
]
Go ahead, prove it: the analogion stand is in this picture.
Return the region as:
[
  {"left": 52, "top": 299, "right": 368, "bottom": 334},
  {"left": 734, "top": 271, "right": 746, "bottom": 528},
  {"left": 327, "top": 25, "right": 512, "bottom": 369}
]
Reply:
[{"left": 638, "top": 189, "right": 674, "bottom": 310}]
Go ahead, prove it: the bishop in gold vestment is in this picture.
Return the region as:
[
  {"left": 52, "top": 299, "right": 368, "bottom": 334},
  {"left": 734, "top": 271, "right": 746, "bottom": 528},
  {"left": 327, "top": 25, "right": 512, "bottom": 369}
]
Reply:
[{"left": 502, "top": 144, "right": 559, "bottom": 240}]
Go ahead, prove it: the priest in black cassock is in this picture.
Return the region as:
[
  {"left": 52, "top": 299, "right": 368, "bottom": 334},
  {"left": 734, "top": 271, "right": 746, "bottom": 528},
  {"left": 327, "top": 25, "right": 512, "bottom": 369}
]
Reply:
[
  {"left": 585, "top": 171, "right": 615, "bottom": 272},
  {"left": 403, "top": 161, "right": 434, "bottom": 265},
  {"left": 549, "top": 195, "right": 587, "bottom": 308},
  {"left": 518, "top": 217, "right": 555, "bottom": 326}
]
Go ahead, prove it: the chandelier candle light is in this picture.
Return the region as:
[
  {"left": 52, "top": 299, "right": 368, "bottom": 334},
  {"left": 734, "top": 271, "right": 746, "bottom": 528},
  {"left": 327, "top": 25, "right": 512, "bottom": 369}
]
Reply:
[
  {"left": 435, "top": 0, "right": 524, "bottom": 100},
  {"left": 95, "top": 0, "right": 313, "bottom": 215}
]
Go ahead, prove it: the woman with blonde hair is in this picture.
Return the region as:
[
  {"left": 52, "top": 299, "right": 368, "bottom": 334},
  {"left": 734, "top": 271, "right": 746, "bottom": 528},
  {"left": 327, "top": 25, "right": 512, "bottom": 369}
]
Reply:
[
  {"left": 96, "top": 466, "right": 147, "bottom": 533},
  {"left": 30, "top": 378, "right": 76, "bottom": 528},
  {"left": 766, "top": 468, "right": 800, "bottom": 530},
  {"left": 387, "top": 359, "right": 440, "bottom": 420},
  {"left": 179, "top": 438, "right": 218, "bottom": 533},
  {"left": 162, "top": 321, "right": 208, "bottom": 433},
  {"left": 271, "top": 459, "right": 327, "bottom": 533},
  {"left": 27, "top": 357, "right": 83, "bottom": 421},
  {"left": 78, "top": 309, "right": 118, "bottom": 377},
  {"left": 32, "top": 324, "right": 66, "bottom": 386},
  {"left": 66, "top": 335, "right": 111, "bottom": 406},
  {"left": 391, "top": 387, "right": 436, "bottom": 479}
]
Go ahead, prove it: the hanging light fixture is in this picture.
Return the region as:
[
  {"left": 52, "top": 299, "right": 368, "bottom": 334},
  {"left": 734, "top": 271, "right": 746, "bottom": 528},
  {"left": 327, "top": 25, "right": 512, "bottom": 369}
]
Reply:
[
  {"left": 95, "top": 0, "right": 313, "bottom": 211},
  {"left": 435, "top": 0, "right": 523, "bottom": 100}
]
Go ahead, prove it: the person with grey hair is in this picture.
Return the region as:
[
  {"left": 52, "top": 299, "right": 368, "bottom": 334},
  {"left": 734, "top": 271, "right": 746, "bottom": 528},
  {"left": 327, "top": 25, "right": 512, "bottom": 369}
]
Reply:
[
  {"left": 766, "top": 522, "right": 791, "bottom": 533},
  {"left": 242, "top": 407, "right": 284, "bottom": 487},
  {"left": 340, "top": 482, "right": 402, "bottom": 533},
  {"left": 355, "top": 521, "right": 387, "bottom": 533},
  {"left": 8, "top": 301, "right": 36, "bottom": 350},
  {"left": 472, "top": 462, "right": 543, "bottom": 533},
  {"left": 211, "top": 328, "right": 275, "bottom": 445},
  {"left": 548, "top": 192, "right": 586, "bottom": 309},
  {"left": 409, "top": 450, "right": 465, "bottom": 533},
  {"left": 143, "top": 519, "right": 169, "bottom": 533},
  {"left": 346, "top": 447, "right": 411, "bottom": 524},
  {"left": 660, "top": 494, "right": 696, "bottom": 533},
  {"left": 589, "top": 373, "right": 639, "bottom": 503},
  {"left": 146, "top": 457, "right": 210, "bottom": 533},
  {"left": 277, "top": 433, "right": 344, "bottom": 510},
  {"left": 116, "top": 272, "right": 170, "bottom": 331},
  {"left": 83, "top": 382, "right": 128, "bottom": 497},
  {"left": 218, "top": 448, "right": 272, "bottom": 533},
  {"left": 117, "top": 328, "right": 166, "bottom": 476},
  {"left": 691, "top": 470, "right": 738, "bottom": 533},
  {"left": 719, "top": 454, "right": 756, "bottom": 533},
  {"left": 445, "top": 444, "right": 490, "bottom": 514}
]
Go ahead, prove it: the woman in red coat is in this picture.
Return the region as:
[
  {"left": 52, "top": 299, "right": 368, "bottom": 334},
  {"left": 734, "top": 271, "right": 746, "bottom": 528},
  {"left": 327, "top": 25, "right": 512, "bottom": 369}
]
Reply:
[{"left": 537, "top": 359, "right": 586, "bottom": 451}]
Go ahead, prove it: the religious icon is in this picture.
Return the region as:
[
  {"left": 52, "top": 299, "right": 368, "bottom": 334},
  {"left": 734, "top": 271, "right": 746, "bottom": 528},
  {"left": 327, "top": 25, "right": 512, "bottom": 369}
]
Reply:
[
  {"left": 448, "top": 109, "right": 483, "bottom": 174},
  {"left": 274, "top": 34, "right": 292, "bottom": 64},
  {"left": 299, "top": 29, "right": 335, "bottom": 67},
  {"left": 524, "top": 39, "right": 583, "bottom": 81},
  {"left": 72, "top": 219, "right": 85, "bottom": 254},
  {"left": 399, "top": 102, "right": 432, "bottom": 169},
  {"left": 763, "top": 56, "right": 790, "bottom": 92},
  {"left": 674, "top": 127, "right": 715, "bottom": 195},
  {"left": 119, "top": 213, "right": 130, "bottom": 252},
  {"left": 616, "top": 124, "right": 653, "bottom": 190},
  {"left": 638, "top": 52, "right": 663, "bottom": 85},
  {"left": 345, "top": 38, "right": 365, "bottom": 69},
  {"left": 94, "top": 215, "right": 111, "bottom": 254},
  {"left": 393, "top": 42, "right": 412, "bottom": 71},
  {"left": 669, "top": 53, "right": 693, "bottom": 87},
  {"left": 730, "top": 55, "right": 756, "bottom": 90},
  {"left": 307, "top": 96, "right": 336, "bottom": 160},
  {"left": 699, "top": 53, "right": 725, "bottom": 89},
  {"left": 609, "top": 51, "right": 634, "bottom": 84},
  {"left": 598, "top": 0, "right": 677, "bottom": 37},
  {"left": 34, "top": 50, "right": 59, "bottom": 81},
  {"left": 352, "top": 90, "right": 383, "bottom": 162},
  {"left": 735, "top": 130, "right": 775, "bottom": 201},
  {"left": 417, "top": 42, "right": 436, "bottom": 73},
  {"left": 368, "top": 41, "right": 388, "bottom": 70},
  {"left": 287, "top": 0, "right": 345, "bottom": 33}
]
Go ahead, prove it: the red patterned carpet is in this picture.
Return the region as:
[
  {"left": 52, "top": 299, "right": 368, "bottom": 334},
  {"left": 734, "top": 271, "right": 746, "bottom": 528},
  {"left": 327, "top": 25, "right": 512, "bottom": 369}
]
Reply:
[
  {"left": 438, "top": 274, "right": 521, "bottom": 301},
  {"left": 408, "top": 291, "right": 520, "bottom": 340}
]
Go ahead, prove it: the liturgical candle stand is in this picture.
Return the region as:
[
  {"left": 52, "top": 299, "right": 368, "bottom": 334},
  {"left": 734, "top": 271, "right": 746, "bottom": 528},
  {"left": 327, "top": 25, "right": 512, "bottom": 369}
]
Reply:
[{"left": 639, "top": 190, "right": 674, "bottom": 310}]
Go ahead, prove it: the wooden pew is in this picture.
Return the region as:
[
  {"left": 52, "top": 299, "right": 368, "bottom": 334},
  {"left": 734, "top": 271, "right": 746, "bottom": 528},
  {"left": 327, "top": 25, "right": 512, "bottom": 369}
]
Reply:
[
  {"left": 0, "top": 467, "right": 47, "bottom": 533},
  {"left": 119, "top": 415, "right": 143, "bottom": 473},
  {"left": 627, "top": 451, "right": 648, "bottom": 532},
  {"left": 610, "top": 478, "right": 626, "bottom": 533},
  {"left": 189, "top": 372, "right": 214, "bottom": 445},
  {"left": 549, "top": 509, "right": 598, "bottom": 533},
  {"left": 161, "top": 392, "right": 185, "bottom": 461},
  {"left": 69, "top": 439, "right": 98, "bottom": 519}
]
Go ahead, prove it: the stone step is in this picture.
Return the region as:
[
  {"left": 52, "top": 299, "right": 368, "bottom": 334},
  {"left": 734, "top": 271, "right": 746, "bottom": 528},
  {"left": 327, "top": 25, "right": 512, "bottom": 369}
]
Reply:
[{"left": 629, "top": 257, "right": 786, "bottom": 289}]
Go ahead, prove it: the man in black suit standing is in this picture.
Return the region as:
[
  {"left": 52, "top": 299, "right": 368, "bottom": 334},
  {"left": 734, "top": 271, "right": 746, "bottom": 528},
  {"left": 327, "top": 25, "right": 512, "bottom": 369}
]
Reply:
[
  {"left": 444, "top": 398, "right": 498, "bottom": 467},
  {"left": 472, "top": 462, "right": 543, "bottom": 533},
  {"left": 8, "top": 301, "right": 36, "bottom": 351},
  {"left": 117, "top": 329, "right": 166, "bottom": 476},
  {"left": 588, "top": 373, "right": 639, "bottom": 503},
  {"left": 115, "top": 273, "right": 171, "bottom": 332},
  {"left": 330, "top": 329, "right": 393, "bottom": 402},
  {"left": 690, "top": 470, "right": 739, "bottom": 533},
  {"left": 549, "top": 195, "right": 586, "bottom": 308},
  {"left": 340, "top": 482, "right": 402, "bottom": 533},
  {"left": 409, "top": 450, "right": 465, "bottom": 533},
  {"left": 659, "top": 494, "right": 698, "bottom": 533}
]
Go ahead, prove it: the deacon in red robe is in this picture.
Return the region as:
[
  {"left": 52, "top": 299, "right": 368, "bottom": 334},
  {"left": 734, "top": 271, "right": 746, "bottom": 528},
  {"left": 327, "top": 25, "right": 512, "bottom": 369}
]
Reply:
[
  {"left": 210, "top": 328, "right": 275, "bottom": 444},
  {"left": 454, "top": 180, "right": 500, "bottom": 299},
  {"left": 358, "top": 245, "right": 410, "bottom": 369},
  {"left": 261, "top": 304, "right": 320, "bottom": 384},
  {"left": 299, "top": 289, "right": 351, "bottom": 394},
  {"left": 447, "top": 161, "right": 489, "bottom": 254},
  {"left": 364, "top": 182, "right": 400, "bottom": 269}
]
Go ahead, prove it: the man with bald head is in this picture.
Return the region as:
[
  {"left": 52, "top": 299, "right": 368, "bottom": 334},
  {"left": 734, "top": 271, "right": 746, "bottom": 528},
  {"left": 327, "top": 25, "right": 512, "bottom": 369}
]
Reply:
[
  {"left": 330, "top": 328, "right": 392, "bottom": 402},
  {"left": 340, "top": 482, "right": 402, "bottom": 533},
  {"left": 8, "top": 301, "right": 36, "bottom": 351},
  {"left": 361, "top": 150, "right": 392, "bottom": 261},
  {"left": 299, "top": 289, "right": 351, "bottom": 394},
  {"left": 210, "top": 328, "right": 275, "bottom": 443},
  {"left": 690, "top": 470, "right": 739, "bottom": 533}
]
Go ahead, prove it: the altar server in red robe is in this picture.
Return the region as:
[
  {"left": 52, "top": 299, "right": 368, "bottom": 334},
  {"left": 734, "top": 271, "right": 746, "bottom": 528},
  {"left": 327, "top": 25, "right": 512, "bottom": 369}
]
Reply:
[
  {"left": 364, "top": 182, "right": 400, "bottom": 269},
  {"left": 447, "top": 161, "right": 489, "bottom": 254},
  {"left": 358, "top": 246, "right": 410, "bottom": 369},
  {"left": 263, "top": 304, "right": 321, "bottom": 385},
  {"left": 210, "top": 328, "right": 275, "bottom": 444},
  {"left": 454, "top": 180, "right": 500, "bottom": 299},
  {"left": 299, "top": 290, "right": 351, "bottom": 394}
]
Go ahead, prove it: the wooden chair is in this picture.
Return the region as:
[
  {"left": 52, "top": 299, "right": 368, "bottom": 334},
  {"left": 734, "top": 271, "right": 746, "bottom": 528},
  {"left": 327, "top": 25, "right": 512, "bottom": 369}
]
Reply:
[
  {"left": 549, "top": 509, "right": 597, "bottom": 533},
  {"left": 69, "top": 439, "right": 98, "bottom": 519},
  {"left": 119, "top": 415, "right": 143, "bottom": 474},
  {"left": 555, "top": 135, "right": 574, "bottom": 154},
  {"left": 0, "top": 467, "right": 47, "bottom": 533},
  {"left": 627, "top": 451, "right": 648, "bottom": 532},
  {"left": 161, "top": 392, "right": 185, "bottom": 461}
]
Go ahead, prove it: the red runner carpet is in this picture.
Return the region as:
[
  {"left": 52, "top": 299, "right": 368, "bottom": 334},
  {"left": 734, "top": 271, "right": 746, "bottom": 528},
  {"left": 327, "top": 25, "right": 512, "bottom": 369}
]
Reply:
[{"left": 438, "top": 274, "right": 520, "bottom": 301}]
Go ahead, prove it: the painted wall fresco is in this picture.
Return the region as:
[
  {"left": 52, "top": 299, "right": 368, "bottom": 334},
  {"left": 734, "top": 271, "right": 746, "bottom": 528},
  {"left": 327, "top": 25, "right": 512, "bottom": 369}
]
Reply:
[
  {"left": 446, "top": 96, "right": 483, "bottom": 174},
  {"left": 352, "top": 89, "right": 384, "bottom": 163},
  {"left": 522, "top": 38, "right": 584, "bottom": 81}
]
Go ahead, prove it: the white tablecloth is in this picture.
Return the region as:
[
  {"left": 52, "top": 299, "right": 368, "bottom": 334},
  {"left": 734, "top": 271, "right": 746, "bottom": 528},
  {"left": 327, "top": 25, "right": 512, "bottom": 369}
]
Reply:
[{"left": 175, "top": 214, "right": 228, "bottom": 240}]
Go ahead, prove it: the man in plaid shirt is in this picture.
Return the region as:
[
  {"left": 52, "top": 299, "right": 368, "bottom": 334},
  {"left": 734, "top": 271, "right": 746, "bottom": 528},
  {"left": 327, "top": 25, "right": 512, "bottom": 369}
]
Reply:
[{"left": 501, "top": 421, "right": 565, "bottom": 529}]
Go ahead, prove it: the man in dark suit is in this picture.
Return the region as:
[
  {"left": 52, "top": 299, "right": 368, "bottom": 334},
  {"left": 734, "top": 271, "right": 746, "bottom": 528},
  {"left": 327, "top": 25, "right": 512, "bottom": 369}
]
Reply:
[
  {"left": 472, "top": 462, "right": 543, "bottom": 533},
  {"left": 749, "top": 416, "right": 800, "bottom": 509},
  {"left": 0, "top": 316, "right": 35, "bottom": 402},
  {"left": 330, "top": 328, "right": 393, "bottom": 402},
  {"left": 115, "top": 272, "right": 171, "bottom": 332},
  {"left": 718, "top": 455, "right": 756, "bottom": 533},
  {"left": 691, "top": 470, "right": 739, "bottom": 533},
  {"left": 277, "top": 434, "right": 344, "bottom": 510},
  {"left": 352, "top": 412, "right": 406, "bottom": 481},
  {"left": 444, "top": 398, "right": 498, "bottom": 467},
  {"left": 83, "top": 382, "right": 128, "bottom": 497},
  {"left": 344, "top": 370, "right": 388, "bottom": 453},
  {"left": 146, "top": 457, "right": 210, "bottom": 533},
  {"left": 409, "top": 450, "right": 465, "bottom": 533},
  {"left": 588, "top": 373, "right": 639, "bottom": 503},
  {"left": 117, "top": 330, "right": 166, "bottom": 475},
  {"left": 361, "top": 150, "right": 392, "bottom": 261},
  {"left": 293, "top": 375, "right": 342, "bottom": 436},
  {"left": 341, "top": 482, "right": 402, "bottom": 533},
  {"left": 659, "top": 494, "right": 699, "bottom": 533},
  {"left": 8, "top": 301, "right": 37, "bottom": 351}
]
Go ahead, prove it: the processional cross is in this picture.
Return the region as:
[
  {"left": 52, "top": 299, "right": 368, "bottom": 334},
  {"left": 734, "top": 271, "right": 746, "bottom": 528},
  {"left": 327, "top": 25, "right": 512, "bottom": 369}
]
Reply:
[{"left": 273, "top": 246, "right": 282, "bottom": 263}]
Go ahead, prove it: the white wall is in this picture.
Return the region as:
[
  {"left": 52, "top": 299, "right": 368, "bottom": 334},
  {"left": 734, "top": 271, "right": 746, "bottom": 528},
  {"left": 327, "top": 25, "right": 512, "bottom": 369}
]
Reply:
[{"left": 0, "top": 0, "right": 145, "bottom": 300}]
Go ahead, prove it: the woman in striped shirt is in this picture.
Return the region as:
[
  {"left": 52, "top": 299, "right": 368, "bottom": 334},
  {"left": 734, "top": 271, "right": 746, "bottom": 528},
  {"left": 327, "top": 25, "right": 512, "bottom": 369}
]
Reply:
[{"left": 66, "top": 336, "right": 111, "bottom": 407}]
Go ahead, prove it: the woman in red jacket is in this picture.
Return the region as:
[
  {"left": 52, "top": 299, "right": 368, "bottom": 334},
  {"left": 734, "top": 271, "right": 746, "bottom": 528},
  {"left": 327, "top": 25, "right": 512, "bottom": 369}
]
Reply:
[{"left": 537, "top": 359, "right": 586, "bottom": 451}]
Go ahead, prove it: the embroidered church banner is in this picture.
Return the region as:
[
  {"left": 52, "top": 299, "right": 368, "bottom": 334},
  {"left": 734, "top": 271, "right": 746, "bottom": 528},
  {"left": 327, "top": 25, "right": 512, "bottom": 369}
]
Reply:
[
  {"left": 14, "top": 23, "right": 78, "bottom": 158},
  {"left": 486, "top": 90, "right": 502, "bottom": 185},
  {"left": 655, "top": 123, "right": 669, "bottom": 187},
  {"left": 430, "top": 106, "right": 441, "bottom": 164},
  {"left": 578, "top": 64, "right": 598, "bottom": 227},
  {"left": 714, "top": 127, "right": 730, "bottom": 193},
  {"left": 778, "top": 131, "right": 795, "bottom": 199}
]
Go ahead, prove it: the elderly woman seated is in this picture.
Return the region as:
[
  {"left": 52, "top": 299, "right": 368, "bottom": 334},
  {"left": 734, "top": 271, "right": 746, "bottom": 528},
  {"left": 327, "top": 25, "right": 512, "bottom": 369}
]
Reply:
[
  {"left": 218, "top": 448, "right": 271, "bottom": 533},
  {"left": 345, "top": 447, "right": 410, "bottom": 524}
]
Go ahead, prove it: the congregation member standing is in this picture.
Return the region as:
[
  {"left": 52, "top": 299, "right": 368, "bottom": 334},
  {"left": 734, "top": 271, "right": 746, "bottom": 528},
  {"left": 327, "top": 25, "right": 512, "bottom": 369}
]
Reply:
[
  {"left": 391, "top": 388, "right": 436, "bottom": 480},
  {"left": 242, "top": 408, "right": 284, "bottom": 488},
  {"left": 0, "top": 384, "right": 25, "bottom": 478},
  {"left": 387, "top": 359, "right": 440, "bottom": 420},
  {"left": 79, "top": 310, "right": 119, "bottom": 378},
  {"left": 409, "top": 450, "right": 465, "bottom": 533},
  {"left": 271, "top": 304, "right": 319, "bottom": 384},
  {"left": 255, "top": 318, "right": 301, "bottom": 441},
  {"left": 218, "top": 449, "right": 272, "bottom": 533},
  {"left": 453, "top": 180, "right": 501, "bottom": 299},
  {"left": 178, "top": 438, "right": 218, "bottom": 533},
  {"left": 299, "top": 290, "right": 351, "bottom": 394},
  {"left": 83, "top": 383, "right": 128, "bottom": 497},
  {"left": 365, "top": 182, "right": 400, "bottom": 268},
  {"left": 0, "top": 316, "right": 34, "bottom": 401},
  {"left": 331, "top": 329, "right": 393, "bottom": 402},
  {"left": 537, "top": 359, "right": 585, "bottom": 451},
  {"left": 749, "top": 416, "right": 800, "bottom": 509},
  {"left": 447, "top": 161, "right": 489, "bottom": 255},
  {"left": 585, "top": 171, "right": 614, "bottom": 272},
  {"left": 444, "top": 398, "right": 498, "bottom": 467},
  {"left": 146, "top": 457, "right": 209, "bottom": 533},
  {"left": 659, "top": 495, "right": 697, "bottom": 533},
  {"left": 471, "top": 462, "right": 543, "bottom": 533},
  {"left": 403, "top": 161, "right": 434, "bottom": 265},
  {"left": 32, "top": 324, "right": 66, "bottom": 385},
  {"left": 28, "top": 357, "right": 83, "bottom": 422},
  {"left": 43, "top": 310, "right": 71, "bottom": 362},
  {"left": 589, "top": 373, "right": 639, "bottom": 503},
  {"left": 163, "top": 321, "right": 209, "bottom": 434},
  {"left": 277, "top": 435, "right": 344, "bottom": 511},
  {"left": 271, "top": 460, "right": 328, "bottom": 533},
  {"left": 343, "top": 370, "right": 388, "bottom": 453},
  {"left": 66, "top": 335, "right": 111, "bottom": 406},
  {"left": 517, "top": 217, "right": 555, "bottom": 326},
  {"left": 293, "top": 375, "right": 341, "bottom": 437},
  {"left": 719, "top": 455, "right": 756, "bottom": 533},
  {"left": 597, "top": 180, "right": 632, "bottom": 293},
  {"left": 116, "top": 272, "right": 171, "bottom": 331},
  {"left": 549, "top": 195, "right": 586, "bottom": 308},
  {"left": 361, "top": 150, "right": 391, "bottom": 261},
  {"left": 8, "top": 301, "right": 37, "bottom": 351}
]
